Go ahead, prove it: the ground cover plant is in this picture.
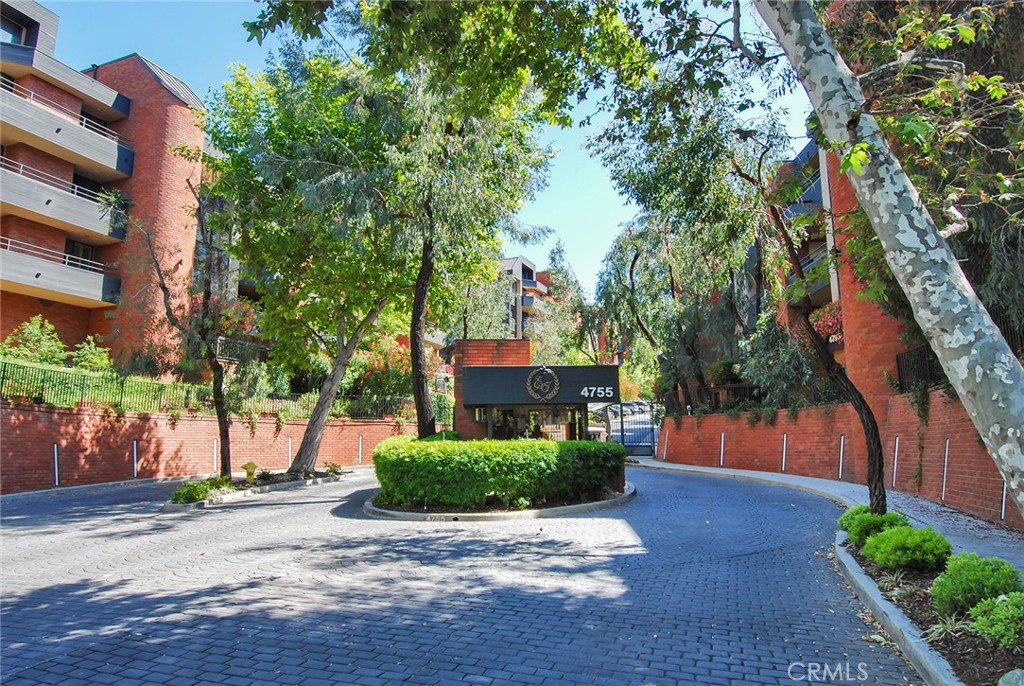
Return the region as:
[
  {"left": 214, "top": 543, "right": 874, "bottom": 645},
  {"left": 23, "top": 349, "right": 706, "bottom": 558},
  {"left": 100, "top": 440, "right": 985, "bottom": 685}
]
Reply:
[{"left": 372, "top": 436, "right": 626, "bottom": 511}]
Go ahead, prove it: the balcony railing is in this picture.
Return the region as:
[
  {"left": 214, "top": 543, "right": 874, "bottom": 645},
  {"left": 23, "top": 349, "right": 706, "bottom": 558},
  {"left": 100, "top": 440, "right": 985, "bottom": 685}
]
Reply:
[
  {"left": 0, "top": 235, "right": 111, "bottom": 274},
  {"left": 0, "top": 156, "right": 104, "bottom": 203},
  {"left": 1, "top": 74, "right": 132, "bottom": 148}
]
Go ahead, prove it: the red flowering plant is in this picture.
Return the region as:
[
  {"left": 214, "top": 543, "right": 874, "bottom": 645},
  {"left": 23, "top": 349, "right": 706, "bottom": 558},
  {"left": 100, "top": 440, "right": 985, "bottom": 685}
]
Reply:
[{"left": 792, "top": 302, "right": 844, "bottom": 353}]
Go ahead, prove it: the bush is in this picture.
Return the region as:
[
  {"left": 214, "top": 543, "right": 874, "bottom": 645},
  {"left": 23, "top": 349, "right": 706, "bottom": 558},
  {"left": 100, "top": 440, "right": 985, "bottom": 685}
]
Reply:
[
  {"left": 846, "top": 511, "right": 910, "bottom": 547},
  {"left": 69, "top": 335, "right": 114, "bottom": 372},
  {"left": 837, "top": 504, "right": 871, "bottom": 531},
  {"left": 0, "top": 315, "right": 67, "bottom": 366},
  {"left": 170, "top": 476, "right": 232, "bottom": 504},
  {"left": 421, "top": 430, "right": 460, "bottom": 441},
  {"left": 970, "top": 592, "right": 1024, "bottom": 652},
  {"left": 372, "top": 437, "right": 625, "bottom": 510},
  {"left": 861, "top": 526, "right": 951, "bottom": 571},
  {"left": 932, "top": 553, "right": 1022, "bottom": 617}
]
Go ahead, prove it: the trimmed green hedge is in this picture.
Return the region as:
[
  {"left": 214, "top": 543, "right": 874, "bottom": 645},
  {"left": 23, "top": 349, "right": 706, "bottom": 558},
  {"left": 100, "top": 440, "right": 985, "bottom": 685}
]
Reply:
[{"left": 373, "top": 437, "right": 626, "bottom": 510}]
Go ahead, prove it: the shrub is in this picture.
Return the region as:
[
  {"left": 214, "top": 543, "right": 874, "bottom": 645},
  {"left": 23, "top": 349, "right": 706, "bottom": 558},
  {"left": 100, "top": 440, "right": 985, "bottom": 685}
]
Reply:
[
  {"left": 846, "top": 511, "right": 910, "bottom": 547},
  {"left": 421, "top": 430, "right": 460, "bottom": 441},
  {"left": 0, "top": 315, "right": 67, "bottom": 366},
  {"left": 69, "top": 336, "right": 114, "bottom": 372},
  {"left": 171, "top": 481, "right": 213, "bottom": 504},
  {"left": 861, "top": 526, "right": 951, "bottom": 571},
  {"left": 932, "top": 553, "right": 1022, "bottom": 616},
  {"left": 372, "top": 437, "right": 625, "bottom": 510},
  {"left": 970, "top": 592, "right": 1024, "bottom": 652},
  {"left": 837, "top": 504, "right": 871, "bottom": 531}
]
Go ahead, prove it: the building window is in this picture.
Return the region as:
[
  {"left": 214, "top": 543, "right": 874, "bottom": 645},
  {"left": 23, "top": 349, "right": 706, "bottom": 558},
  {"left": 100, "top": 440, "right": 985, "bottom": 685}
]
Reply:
[
  {"left": 65, "top": 239, "right": 95, "bottom": 263},
  {"left": 1, "top": 15, "right": 25, "bottom": 45}
]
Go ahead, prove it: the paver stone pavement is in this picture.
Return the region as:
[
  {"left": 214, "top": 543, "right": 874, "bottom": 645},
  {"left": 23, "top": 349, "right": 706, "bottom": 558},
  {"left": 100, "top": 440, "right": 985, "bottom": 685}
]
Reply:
[{"left": 0, "top": 468, "right": 923, "bottom": 685}]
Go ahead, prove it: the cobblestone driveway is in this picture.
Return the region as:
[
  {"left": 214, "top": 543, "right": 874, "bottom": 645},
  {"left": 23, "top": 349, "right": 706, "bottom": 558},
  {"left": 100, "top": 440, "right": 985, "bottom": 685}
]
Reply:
[{"left": 1, "top": 468, "right": 919, "bottom": 685}]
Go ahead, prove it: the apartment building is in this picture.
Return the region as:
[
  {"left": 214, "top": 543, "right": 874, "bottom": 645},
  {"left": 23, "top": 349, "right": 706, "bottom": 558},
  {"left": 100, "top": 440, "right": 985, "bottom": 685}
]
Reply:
[
  {"left": 500, "top": 255, "right": 549, "bottom": 339},
  {"left": 0, "top": 0, "right": 204, "bottom": 366}
]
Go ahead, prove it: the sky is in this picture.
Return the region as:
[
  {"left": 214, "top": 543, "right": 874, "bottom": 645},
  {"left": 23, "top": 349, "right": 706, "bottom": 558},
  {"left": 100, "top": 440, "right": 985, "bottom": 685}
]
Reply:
[{"left": 46, "top": 0, "right": 811, "bottom": 300}]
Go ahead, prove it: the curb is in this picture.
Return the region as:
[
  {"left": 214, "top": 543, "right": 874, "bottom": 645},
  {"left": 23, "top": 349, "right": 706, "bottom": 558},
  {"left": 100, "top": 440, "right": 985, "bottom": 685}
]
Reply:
[
  {"left": 1, "top": 475, "right": 194, "bottom": 501},
  {"left": 363, "top": 482, "right": 637, "bottom": 521},
  {"left": 833, "top": 532, "right": 964, "bottom": 686},
  {"left": 161, "top": 473, "right": 352, "bottom": 512}
]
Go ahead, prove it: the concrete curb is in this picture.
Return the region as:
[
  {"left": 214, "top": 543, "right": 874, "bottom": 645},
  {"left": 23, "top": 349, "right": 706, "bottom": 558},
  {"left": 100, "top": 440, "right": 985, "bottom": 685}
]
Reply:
[
  {"left": 363, "top": 482, "right": 637, "bottom": 521},
  {"left": 1, "top": 475, "right": 193, "bottom": 501},
  {"left": 160, "top": 473, "right": 354, "bottom": 512},
  {"left": 833, "top": 532, "right": 964, "bottom": 686}
]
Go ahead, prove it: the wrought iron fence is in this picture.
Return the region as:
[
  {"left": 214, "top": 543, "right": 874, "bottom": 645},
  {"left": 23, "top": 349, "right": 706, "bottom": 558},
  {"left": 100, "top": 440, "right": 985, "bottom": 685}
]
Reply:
[
  {"left": 0, "top": 359, "right": 451, "bottom": 422},
  {"left": 895, "top": 344, "right": 945, "bottom": 394},
  {"left": 694, "top": 383, "right": 763, "bottom": 413}
]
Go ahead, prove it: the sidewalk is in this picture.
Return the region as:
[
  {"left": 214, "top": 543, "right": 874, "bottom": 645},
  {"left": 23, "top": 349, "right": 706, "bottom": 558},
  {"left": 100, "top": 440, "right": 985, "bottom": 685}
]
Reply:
[{"left": 631, "top": 456, "right": 1024, "bottom": 572}]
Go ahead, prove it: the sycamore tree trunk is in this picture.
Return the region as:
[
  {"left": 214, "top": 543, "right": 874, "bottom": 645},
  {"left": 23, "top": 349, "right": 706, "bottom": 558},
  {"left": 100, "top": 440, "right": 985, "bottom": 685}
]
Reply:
[
  {"left": 755, "top": 0, "right": 1024, "bottom": 518},
  {"left": 411, "top": 238, "right": 437, "bottom": 438}
]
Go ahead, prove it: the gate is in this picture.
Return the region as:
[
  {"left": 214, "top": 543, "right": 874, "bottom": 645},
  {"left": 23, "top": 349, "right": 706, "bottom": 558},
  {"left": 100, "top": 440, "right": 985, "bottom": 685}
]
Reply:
[{"left": 607, "top": 401, "right": 661, "bottom": 456}]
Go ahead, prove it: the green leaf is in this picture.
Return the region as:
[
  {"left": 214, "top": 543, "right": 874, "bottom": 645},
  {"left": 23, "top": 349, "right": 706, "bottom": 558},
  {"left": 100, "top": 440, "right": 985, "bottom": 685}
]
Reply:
[{"left": 840, "top": 143, "right": 872, "bottom": 176}]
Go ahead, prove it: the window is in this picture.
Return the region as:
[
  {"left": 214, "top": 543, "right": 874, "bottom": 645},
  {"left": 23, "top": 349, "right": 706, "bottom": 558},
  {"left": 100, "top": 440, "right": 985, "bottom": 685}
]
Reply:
[
  {"left": 1, "top": 16, "right": 25, "bottom": 45},
  {"left": 65, "top": 239, "right": 95, "bottom": 263}
]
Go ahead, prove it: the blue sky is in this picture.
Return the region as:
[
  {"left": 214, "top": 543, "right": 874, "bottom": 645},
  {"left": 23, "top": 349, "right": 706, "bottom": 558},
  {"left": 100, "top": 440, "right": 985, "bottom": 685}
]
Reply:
[{"left": 47, "top": 1, "right": 810, "bottom": 299}]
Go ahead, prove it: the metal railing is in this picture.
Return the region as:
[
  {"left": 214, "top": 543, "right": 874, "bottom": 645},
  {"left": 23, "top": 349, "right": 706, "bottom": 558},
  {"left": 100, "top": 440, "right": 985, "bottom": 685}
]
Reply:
[
  {"left": 0, "top": 155, "right": 104, "bottom": 203},
  {"left": 213, "top": 336, "right": 269, "bottom": 363},
  {"left": 0, "top": 358, "right": 451, "bottom": 422},
  {"left": 1, "top": 74, "right": 132, "bottom": 147},
  {"left": 787, "top": 242, "right": 829, "bottom": 287},
  {"left": 1, "top": 235, "right": 111, "bottom": 274},
  {"left": 695, "top": 383, "right": 764, "bottom": 412}
]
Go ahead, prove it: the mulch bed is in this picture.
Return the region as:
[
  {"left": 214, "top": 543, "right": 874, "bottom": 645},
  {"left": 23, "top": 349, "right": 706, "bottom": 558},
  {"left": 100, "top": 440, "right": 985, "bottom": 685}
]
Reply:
[
  {"left": 226, "top": 471, "right": 337, "bottom": 490},
  {"left": 847, "top": 545, "right": 1024, "bottom": 686}
]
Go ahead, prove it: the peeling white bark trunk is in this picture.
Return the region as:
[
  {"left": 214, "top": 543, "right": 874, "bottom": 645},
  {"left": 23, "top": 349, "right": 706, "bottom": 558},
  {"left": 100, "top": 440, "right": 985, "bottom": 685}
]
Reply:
[{"left": 754, "top": 0, "right": 1024, "bottom": 519}]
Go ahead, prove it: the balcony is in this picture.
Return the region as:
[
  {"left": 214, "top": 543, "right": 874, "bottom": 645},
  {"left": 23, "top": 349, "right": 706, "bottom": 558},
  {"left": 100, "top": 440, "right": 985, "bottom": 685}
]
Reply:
[
  {"left": 521, "top": 278, "right": 548, "bottom": 295},
  {"left": 0, "top": 235, "right": 120, "bottom": 307},
  {"left": 521, "top": 294, "right": 536, "bottom": 312},
  {"left": 0, "top": 157, "right": 123, "bottom": 241},
  {"left": 0, "top": 43, "right": 131, "bottom": 119},
  {"left": 0, "top": 76, "right": 133, "bottom": 180}
]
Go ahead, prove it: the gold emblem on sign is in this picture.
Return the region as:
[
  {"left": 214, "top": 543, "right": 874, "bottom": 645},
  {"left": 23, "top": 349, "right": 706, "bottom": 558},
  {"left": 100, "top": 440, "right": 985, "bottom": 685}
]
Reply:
[{"left": 526, "top": 367, "right": 560, "bottom": 401}]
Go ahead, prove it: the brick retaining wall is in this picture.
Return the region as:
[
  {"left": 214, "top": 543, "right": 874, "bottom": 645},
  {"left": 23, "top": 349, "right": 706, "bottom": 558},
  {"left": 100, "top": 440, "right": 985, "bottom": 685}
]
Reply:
[
  {"left": 0, "top": 402, "right": 413, "bottom": 494},
  {"left": 657, "top": 391, "right": 1022, "bottom": 531}
]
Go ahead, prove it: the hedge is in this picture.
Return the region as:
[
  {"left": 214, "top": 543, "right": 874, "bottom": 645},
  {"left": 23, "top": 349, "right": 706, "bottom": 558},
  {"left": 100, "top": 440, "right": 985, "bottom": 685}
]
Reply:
[{"left": 373, "top": 437, "right": 626, "bottom": 510}]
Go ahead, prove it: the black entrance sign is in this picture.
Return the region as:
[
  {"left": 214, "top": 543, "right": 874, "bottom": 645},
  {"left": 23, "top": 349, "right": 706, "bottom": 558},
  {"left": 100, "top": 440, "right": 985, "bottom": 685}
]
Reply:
[{"left": 462, "top": 365, "right": 620, "bottom": 406}]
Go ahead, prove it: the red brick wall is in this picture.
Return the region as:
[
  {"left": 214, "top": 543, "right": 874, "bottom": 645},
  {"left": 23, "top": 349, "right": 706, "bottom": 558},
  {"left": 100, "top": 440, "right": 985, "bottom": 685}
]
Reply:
[
  {"left": 0, "top": 402, "right": 414, "bottom": 494},
  {"left": 452, "top": 339, "right": 532, "bottom": 439},
  {"left": 91, "top": 56, "right": 203, "bottom": 367},
  {"left": 1, "top": 214, "right": 66, "bottom": 253},
  {"left": 658, "top": 395, "right": 1023, "bottom": 530},
  {"left": 2, "top": 143, "right": 75, "bottom": 184},
  {"left": 16, "top": 74, "right": 81, "bottom": 121},
  {"left": 1, "top": 291, "right": 91, "bottom": 349}
]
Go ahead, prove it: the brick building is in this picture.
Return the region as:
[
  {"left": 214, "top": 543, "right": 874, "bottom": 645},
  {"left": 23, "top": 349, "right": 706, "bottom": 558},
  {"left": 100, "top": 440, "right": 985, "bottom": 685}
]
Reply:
[{"left": 1, "top": 0, "right": 205, "bottom": 366}]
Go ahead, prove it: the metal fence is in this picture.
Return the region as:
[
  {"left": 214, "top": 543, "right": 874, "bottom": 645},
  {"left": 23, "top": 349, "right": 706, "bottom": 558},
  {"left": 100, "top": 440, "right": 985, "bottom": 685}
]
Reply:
[
  {"left": 0, "top": 359, "right": 454, "bottom": 422},
  {"left": 691, "top": 377, "right": 844, "bottom": 415},
  {"left": 895, "top": 344, "right": 945, "bottom": 393}
]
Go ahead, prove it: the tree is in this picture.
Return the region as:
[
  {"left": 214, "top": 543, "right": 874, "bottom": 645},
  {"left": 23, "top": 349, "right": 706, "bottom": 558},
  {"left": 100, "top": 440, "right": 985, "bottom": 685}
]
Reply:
[
  {"left": 753, "top": 0, "right": 1024, "bottom": 518},
  {"left": 207, "top": 55, "right": 417, "bottom": 474}
]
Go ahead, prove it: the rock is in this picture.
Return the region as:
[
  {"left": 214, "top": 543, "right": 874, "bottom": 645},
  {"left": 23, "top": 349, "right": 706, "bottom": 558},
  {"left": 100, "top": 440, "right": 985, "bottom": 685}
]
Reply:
[{"left": 1000, "top": 670, "right": 1024, "bottom": 686}]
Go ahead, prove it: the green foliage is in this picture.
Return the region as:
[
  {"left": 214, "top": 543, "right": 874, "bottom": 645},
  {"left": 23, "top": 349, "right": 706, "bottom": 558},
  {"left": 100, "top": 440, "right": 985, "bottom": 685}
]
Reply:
[
  {"left": 837, "top": 503, "right": 871, "bottom": 531},
  {"left": 861, "top": 526, "right": 952, "bottom": 571},
  {"left": 170, "top": 476, "right": 233, "bottom": 504},
  {"left": 0, "top": 316, "right": 67, "bottom": 366},
  {"left": 421, "top": 430, "right": 460, "bottom": 442},
  {"left": 69, "top": 336, "right": 115, "bottom": 372},
  {"left": 256, "top": 469, "right": 274, "bottom": 482},
  {"left": 323, "top": 462, "right": 344, "bottom": 476},
  {"left": 931, "top": 553, "right": 1022, "bottom": 617},
  {"left": 372, "top": 437, "right": 624, "bottom": 510},
  {"left": 970, "top": 592, "right": 1024, "bottom": 652},
  {"left": 742, "top": 312, "right": 813, "bottom": 410},
  {"left": 846, "top": 511, "right": 911, "bottom": 547}
]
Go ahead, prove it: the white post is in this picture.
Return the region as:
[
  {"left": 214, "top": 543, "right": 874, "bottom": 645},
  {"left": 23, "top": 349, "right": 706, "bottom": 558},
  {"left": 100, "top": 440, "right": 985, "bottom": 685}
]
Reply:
[
  {"left": 288, "top": 437, "right": 293, "bottom": 461},
  {"left": 1002, "top": 480, "right": 1008, "bottom": 521},
  {"left": 941, "top": 439, "right": 951, "bottom": 502},
  {"left": 213, "top": 439, "right": 218, "bottom": 474},
  {"left": 719, "top": 432, "right": 725, "bottom": 467},
  {"left": 661, "top": 426, "right": 670, "bottom": 461},
  {"left": 132, "top": 439, "right": 138, "bottom": 479},
  {"left": 892, "top": 436, "right": 900, "bottom": 488},
  {"left": 53, "top": 443, "right": 59, "bottom": 486},
  {"left": 838, "top": 434, "right": 845, "bottom": 480},
  {"left": 358, "top": 434, "right": 363, "bottom": 465},
  {"left": 781, "top": 433, "right": 788, "bottom": 472}
]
